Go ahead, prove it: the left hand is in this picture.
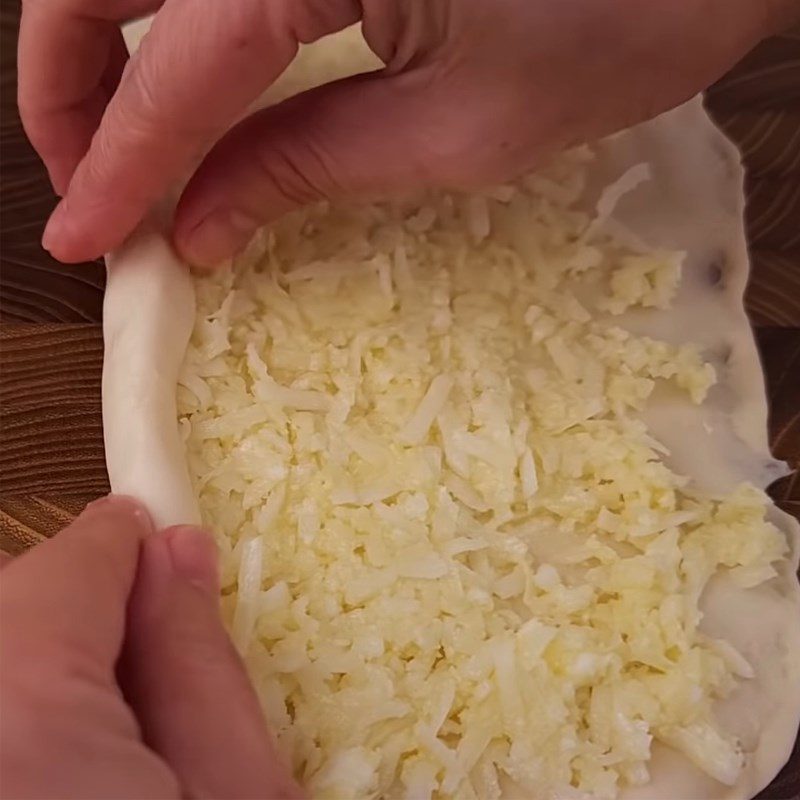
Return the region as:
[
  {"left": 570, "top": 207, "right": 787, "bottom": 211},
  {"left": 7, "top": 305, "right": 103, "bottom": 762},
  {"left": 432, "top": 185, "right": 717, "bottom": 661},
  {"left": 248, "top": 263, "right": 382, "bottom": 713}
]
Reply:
[
  {"left": 19, "top": 0, "right": 796, "bottom": 268},
  {"left": 0, "top": 495, "right": 302, "bottom": 800}
]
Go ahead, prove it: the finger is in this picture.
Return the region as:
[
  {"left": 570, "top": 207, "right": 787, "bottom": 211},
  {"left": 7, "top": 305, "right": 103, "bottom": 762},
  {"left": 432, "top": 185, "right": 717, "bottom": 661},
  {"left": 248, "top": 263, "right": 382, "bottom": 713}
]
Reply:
[
  {"left": 41, "top": 0, "right": 361, "bottom": 264},
  {"left": 0, "top": 496, "right": 152, "bottom": 679},
  {"left": 121, "top": 526, "right": 303, "bottom": 800},
  {"left": 0, "top": 551, "right": 13, "bottom": 569},
  {"left": 173, "top": 71, "right": 444, "bottom": 266},
  {"left": 17, "top": 0, "right": 157, "bottom": 196}
]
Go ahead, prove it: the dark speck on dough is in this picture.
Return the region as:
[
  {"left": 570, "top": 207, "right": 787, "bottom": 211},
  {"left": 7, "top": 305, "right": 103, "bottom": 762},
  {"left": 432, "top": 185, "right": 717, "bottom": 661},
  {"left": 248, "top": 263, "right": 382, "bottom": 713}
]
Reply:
[
  {"left": 713, "top": 343, "right": 733, "bottom": 368},
  {"left": 707, "top": 257, "right": 725, "bottom": 289}
]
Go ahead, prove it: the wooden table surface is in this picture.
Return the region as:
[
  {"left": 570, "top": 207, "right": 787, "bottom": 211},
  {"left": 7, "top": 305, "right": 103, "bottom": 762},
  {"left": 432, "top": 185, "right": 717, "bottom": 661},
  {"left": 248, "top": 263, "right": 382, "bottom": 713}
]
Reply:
[{"left": 0, "top": 0, "right": 798, "bottom": 795}]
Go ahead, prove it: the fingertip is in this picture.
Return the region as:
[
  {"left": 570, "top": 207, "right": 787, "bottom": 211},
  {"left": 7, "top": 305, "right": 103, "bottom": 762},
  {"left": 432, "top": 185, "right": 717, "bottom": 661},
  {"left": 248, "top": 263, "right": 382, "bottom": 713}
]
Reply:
[
  {"left": 41, "top": 198, "right": 99, "bottom": 264},
  {"left": 160, "top": 525, "right": 220, "bottom": 595},
  {"left": 173, "top": 207, "right": 257, "bottom": 269},
  {"left": 41, "top": 181, "right": 138, "bottom": 263},
  {"left": 0, "top": 493, "right": 153, "bottom": 667},
  {"left": 41, "top": 200, "right": 67, "bottom": 254},
  {"left": 80, "top": 494, "right": 154, "bottom": 537}
]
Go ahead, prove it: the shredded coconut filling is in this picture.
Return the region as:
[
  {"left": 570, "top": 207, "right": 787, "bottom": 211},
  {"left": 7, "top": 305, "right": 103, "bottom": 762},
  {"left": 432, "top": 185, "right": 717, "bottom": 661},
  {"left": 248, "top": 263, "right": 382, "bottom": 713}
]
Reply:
[{"left": 177, "top": 150, "right": 787, "bottom": 800}]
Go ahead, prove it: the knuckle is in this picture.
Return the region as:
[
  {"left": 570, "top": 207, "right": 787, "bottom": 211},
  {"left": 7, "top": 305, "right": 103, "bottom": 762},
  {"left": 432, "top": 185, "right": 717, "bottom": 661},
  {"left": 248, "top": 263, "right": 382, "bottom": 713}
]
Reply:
[
  {"left": 121, "top": 50, "right": 164, "bottom": 126},
  {"left": 255, "top": 136, "right": 330, "bottom": 207},
  {"left": 284, "top": 0, "right": 360, "bottom": 44},
  {"left": 100, "top": 62, "right": 184, "bottom": 167},
  {"left": 75, "top": 125, "right": 117, "bottom": 195},
  {"left": 393, "top": 76, "right": 538, "bottom": 189}
]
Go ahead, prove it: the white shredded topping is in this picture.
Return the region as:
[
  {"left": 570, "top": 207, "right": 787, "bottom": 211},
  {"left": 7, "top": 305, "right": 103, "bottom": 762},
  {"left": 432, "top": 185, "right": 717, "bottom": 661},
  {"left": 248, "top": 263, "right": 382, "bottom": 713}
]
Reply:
[
  {"left": 178, "top": 145, "right": 787, "bottom": 799},
  {"left": 588, "top": 163, "right": 652, "bottom": 237},
  {"left": 400, "top": 375, "right": 454, "bottom": 445}
]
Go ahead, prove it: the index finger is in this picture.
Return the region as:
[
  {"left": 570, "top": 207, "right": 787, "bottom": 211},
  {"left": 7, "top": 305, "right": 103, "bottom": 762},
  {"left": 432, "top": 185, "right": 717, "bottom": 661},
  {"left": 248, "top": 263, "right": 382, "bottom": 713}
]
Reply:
[
  {"left": 18, "top": 0, "right": 160, "bottom": 195},
  {"left": 43, "top": 0, "right": 360, "bottom": 263},
  {"left": 0, "top": 496, "right": 152, "bottom": 678}
]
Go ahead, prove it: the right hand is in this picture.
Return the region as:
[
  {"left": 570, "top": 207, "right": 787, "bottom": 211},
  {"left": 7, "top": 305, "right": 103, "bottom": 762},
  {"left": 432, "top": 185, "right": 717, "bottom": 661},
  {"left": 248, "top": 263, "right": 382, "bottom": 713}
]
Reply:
[
  {"left": 19, "top": 0, "right": 798, "bottom": 267},
  {"left": 0, "top": 495, "right": 302, "bottom": 800}
]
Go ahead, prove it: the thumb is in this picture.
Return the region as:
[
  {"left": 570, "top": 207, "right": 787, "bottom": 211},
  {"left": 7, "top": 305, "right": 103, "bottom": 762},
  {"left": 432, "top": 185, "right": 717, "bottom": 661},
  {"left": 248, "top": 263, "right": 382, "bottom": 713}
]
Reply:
[
  {"left": 120, "top": 526, "right": 302, "bottom": 800},
  {"left": 173, "top": 71, "right": 444, "bottom": 267},
  {"left": 0, "top": 496, "right": 150, "bottom": 676}
]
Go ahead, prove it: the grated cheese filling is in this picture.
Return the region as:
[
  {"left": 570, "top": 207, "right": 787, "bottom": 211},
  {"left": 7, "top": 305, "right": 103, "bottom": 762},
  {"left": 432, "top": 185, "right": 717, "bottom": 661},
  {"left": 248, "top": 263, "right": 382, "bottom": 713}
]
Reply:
[{"left": 177, "top": 149, "right": 787, "bottom": 799}]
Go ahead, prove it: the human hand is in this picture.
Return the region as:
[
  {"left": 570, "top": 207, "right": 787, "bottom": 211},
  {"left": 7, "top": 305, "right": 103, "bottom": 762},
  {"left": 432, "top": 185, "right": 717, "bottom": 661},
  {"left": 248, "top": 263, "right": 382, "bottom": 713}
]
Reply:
[
  {"left": 0, "top": 496, "right": 301, "bottom": 800},
  {"left": 19, "top": 0, "right": 799, "bottom": 267}
]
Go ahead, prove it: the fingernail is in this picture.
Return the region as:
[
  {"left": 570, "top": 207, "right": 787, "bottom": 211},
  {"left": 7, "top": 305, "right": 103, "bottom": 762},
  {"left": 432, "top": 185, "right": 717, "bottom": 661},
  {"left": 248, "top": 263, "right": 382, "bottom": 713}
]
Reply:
[
  {"left": 164, "top": 526, "right": 219, "bottom": 595},
  {"left": 179, "top": 208, "right": 258, "bottom": 268},
  {"left": 42, "top": 201, "right": 67, "bottom": 253},
  {"left": 84, "top": 494, "right": 154, "bottom": 532}
]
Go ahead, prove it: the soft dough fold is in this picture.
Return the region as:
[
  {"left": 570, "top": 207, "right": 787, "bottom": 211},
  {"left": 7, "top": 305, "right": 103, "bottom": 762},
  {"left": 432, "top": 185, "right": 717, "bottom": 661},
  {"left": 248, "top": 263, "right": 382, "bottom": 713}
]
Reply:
[{"left": 103, "top": 221, "right": 201, "bottom": 527}]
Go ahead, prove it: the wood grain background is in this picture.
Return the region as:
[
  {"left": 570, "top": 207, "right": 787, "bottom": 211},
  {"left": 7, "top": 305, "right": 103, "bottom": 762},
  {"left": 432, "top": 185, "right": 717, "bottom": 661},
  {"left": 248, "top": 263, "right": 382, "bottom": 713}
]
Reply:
[{"left": 0, "top": 0, "right": 798, "bottom": 795}]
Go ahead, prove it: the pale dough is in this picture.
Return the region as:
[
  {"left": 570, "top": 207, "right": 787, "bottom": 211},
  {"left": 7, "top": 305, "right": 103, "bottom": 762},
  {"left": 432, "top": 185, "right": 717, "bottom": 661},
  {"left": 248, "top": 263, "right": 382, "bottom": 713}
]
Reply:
[
  {"left": 104, "top": 23, "right": 800, "bottom": 799},
  {"left": 103, "top": 217, "right": 200, "bottom": 527}
]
